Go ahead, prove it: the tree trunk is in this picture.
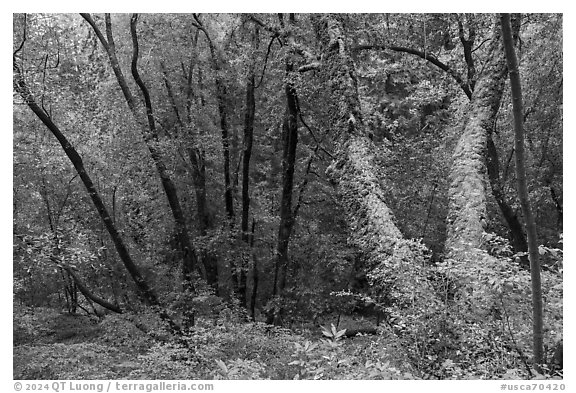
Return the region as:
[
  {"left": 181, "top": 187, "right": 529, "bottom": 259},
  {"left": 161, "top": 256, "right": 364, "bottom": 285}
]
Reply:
[
  {"left": 129, "top": 13, "right": 201, "bottom": 287},
  {"left": 82, "top": 13, "right": 204, "bottom": 289},
  {"left": 274, "top": 64, "right": 299, "bottom": 299},
  {"left": 315, "top": 14, "right": 436, "bottom": 311},
  {"left": 197, "top": 21, "right": 235, "bottom": 222},
  {"left": 239, "top": 25, "right": 259, "bottom": 307},
  {"left": 161, "top": 60, "right": 218, "bottom": 288},
  {"left": 192, "top": 15, "right": 236, "bottom": 300},
  {"left": 445, "top": 16, "right": 510, "bottom": 260},
  {"left": 354, "top": 19, "right": 527, "bottom": 266},
  {"left": 271, "top": 15, "right": 299, "bottom": 307},
  {"left": 501, "top": 12, "right": 544, "bottom": 372},
  {"left": 13, "top": 62, "right": 159, "bottom": 307}
]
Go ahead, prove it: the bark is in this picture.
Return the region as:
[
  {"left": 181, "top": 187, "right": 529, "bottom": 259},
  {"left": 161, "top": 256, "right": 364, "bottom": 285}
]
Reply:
[
  {"left": 354, "top": 21, "right": 526, "bottom": 256},
  {"left": 273, "top": 14, "right": 299, "bottom": 304},
  {"left": 81, "top": 13, "right": 204, "bottom": 287},
  {"left": 501, "top": 12, "right": 544, "bottom": 371},
  {"left": 315, "top": 14, "right": 436, "bottom": 311},
  {"left": 239, "top": 25, "right": 259, "bottom": 307},
  {"left": 486, "top": 131, "right": 529, "bottom": 268},
  {"left": 445, "top": 16, "right": 510, "bottom": 260},
  {"left": 13, "top": 62, "right": 159, "bottom": 307}
]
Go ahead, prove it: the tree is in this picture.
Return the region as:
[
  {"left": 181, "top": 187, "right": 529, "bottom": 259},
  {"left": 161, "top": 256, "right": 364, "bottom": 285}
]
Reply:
[
  {"left": 13, "top": 59, "right": 160, "bottom": 308},
  {"left": 272, "top": 14, "right": 300, "bottom": 304},
  {"left": 445, "top": 15, "right": 517, "bottom": 263},
  {"left": 13, "top": 13, "right": 562, "bottom": 379},
  {"left": 192, "top": 14, "right": 235, "bottom": 222},
  {"left": 500, "top": 12, "right": 544, "bottom": 371},
  {"left": 239, "top": 23, "right": 259, "bottom": 308},
  {"left": 314, "top": 14, "right": 437, "bottom": 319},
  {"left": 80, "top": 13, "right": 204, "bottom": 290}
]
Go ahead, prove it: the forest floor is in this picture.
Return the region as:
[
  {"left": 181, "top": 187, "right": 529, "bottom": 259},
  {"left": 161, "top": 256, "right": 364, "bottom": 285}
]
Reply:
[{"left": 13, "top": 307, "right": 415, "bottom": 380}]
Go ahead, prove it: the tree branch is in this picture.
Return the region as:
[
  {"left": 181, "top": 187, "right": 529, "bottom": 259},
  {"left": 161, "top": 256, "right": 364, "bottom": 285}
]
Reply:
[
  {"left": 353, "top": 44, "right": 473, "bottom": 100},
  {"left": 57, "top": 261, "right": 123, "bottom": 314},
  {"left": 130, "top": 14, "right": 157, "bottom": 136}
]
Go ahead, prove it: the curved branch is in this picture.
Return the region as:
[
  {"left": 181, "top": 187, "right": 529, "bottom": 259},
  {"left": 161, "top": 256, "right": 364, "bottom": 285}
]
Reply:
[
  {"left": 80, "top": 13, "right": 108, "bottom": 47},
  {"left": 472, "top": 38, "right": 491, "bottom": 53},
  {"left": 130, "top": 13, "right": 156, "bottom": 135},
  {"left": 255, "top": 33, "right": 278, "bottom": 89},
  {"left": 353, "top": 44, "right": 473, "bottom": 100}
]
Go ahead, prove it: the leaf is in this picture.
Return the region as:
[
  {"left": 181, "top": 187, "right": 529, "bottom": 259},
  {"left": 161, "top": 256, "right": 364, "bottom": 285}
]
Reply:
[
  {"left": 334, "top": 328, "right": 347, "bottom": 339},
  {"left": 215, "top": 359, "right": 228, "bottom": 374},
  {"left": 330, "top": 323, "right": 338, "bottom": 336}
]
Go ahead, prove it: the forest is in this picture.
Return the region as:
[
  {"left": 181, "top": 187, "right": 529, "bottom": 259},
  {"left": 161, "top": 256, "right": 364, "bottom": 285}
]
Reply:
[{"left": 13, "top": 13, "right": 563, "bottom": 380}]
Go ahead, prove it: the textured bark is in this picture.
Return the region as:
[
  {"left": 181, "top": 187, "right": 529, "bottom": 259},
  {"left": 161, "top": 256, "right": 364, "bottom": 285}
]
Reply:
[
  {"left": 501, "top": 12, "right": 544, "bottom": 370},
  {"left": 316, "top": 15, "right": 435, "bottom": 309},
  {"left": 445, "top": 17, "right": 509, "bottom": 260},
  {"left": 354, "top": 23, "right": 524, "bottom": 254}
]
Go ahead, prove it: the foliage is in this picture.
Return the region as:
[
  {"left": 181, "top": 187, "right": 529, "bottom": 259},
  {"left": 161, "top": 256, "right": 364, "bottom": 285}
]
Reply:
[
  {"left": 13, "top": 13, "right": 562, "bottom": 380},
  {"left": 320, "top": 324, "right": 347, "bottom": 342}
]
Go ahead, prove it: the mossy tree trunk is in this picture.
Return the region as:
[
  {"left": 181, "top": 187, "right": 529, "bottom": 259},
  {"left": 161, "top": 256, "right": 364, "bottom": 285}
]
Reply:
[
  {"left": 445, "top": 16, "right": 516, "bottom": 262},
  {"left": 314, "top": 14, "right": 436, "bottom": 311}
]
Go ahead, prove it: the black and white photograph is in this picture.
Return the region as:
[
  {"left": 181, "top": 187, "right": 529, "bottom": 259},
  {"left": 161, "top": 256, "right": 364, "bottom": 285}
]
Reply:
[{"left": 11, "top": 9, "right": 565, "bottom": 386}]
